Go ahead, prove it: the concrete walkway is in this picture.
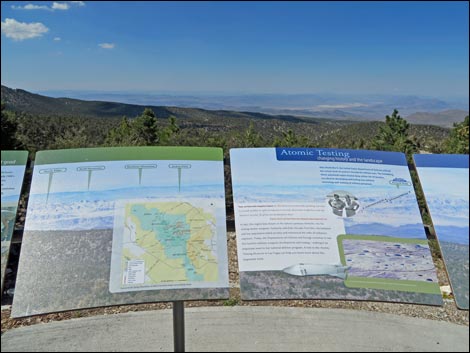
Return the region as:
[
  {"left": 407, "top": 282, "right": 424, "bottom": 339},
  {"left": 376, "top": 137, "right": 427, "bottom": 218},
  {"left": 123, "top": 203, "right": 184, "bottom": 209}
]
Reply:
[{"left": 1, "top": 307, "right": 469, "bottom": 352}]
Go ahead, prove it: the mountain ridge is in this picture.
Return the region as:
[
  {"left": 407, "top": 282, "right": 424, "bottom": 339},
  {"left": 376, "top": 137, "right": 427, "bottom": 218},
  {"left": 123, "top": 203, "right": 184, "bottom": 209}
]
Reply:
[
  {"left": 1, "top": 85, "right": 334, "bottom": 125},
  {"left": 1, "top": 85, "right": 467, "bottom": 127}
]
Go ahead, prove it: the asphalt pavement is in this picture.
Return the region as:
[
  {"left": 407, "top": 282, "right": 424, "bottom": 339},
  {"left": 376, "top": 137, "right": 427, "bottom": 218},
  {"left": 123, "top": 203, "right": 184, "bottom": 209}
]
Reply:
[{"left": 1, "top": 306, "right": 469, "bottom": 352}]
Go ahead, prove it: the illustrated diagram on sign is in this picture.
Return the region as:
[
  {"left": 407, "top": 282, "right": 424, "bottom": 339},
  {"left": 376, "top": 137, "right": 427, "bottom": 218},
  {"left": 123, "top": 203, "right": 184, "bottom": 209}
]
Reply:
[
  {"left": 169, "top": 164, "right": 191, "bottom": 192},
  {"left": 361, "top": 190, "right": 411, "bottom": 212},
  {"left": 77, "top": 166, "right": 106, "bottom": 190},
  {"left": 125, "top": 164, "right": 158, "bottom": 185},
  {"left": 39, "top": 168, "right": 67, "bottom": 203},
  {"left": 389, "top": 177, "right": 412, "bottom": 188}
]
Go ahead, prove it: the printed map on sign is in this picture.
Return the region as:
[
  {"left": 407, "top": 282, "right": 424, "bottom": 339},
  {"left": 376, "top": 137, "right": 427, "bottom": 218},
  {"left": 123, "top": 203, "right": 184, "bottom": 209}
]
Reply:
[{"left": 110, "top": 200, "right": 219, "bottom": 292}]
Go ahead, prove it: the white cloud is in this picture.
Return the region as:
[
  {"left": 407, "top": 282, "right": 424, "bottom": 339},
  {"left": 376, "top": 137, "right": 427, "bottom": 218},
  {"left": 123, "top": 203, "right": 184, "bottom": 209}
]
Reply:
[
  {"left": 54, "top": 37, "right": 61, "bottom": 41},
  {"left": 1, "top": 18, "right": 49, "bottom": 41},
  {"left": 11, "top": 4, "right": 51, "bottom": 10},
  {"left": 99, "top": 43, "right": 115, "bottom": 49},
  {"left": 12, "top": 2, "right": 84, "bottom": 11},
  {"left": 52, "top": 2, "right": 70, "bottom": 10}
]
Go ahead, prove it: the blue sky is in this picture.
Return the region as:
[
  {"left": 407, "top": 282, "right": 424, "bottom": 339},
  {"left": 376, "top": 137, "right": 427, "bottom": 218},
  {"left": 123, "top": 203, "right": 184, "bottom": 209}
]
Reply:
[{"left": 1, "top": 1, "right": 469, "bottom": 97}]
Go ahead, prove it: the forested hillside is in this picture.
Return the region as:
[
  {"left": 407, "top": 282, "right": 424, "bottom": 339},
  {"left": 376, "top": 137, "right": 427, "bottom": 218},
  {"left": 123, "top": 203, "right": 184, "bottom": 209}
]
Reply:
[
  {"left": 2, "top": 85, "right": 334, "bottom": 124},
  {"left": 2, "top": 85, "right": 464, "bottom": 159},
  {"left": 1, "top": 105, "right": 454, "bottom": 156}
]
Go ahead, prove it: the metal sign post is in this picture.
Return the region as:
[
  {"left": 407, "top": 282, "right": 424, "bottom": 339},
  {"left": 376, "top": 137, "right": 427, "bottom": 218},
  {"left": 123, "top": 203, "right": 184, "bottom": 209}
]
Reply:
[{"left": 172, "top": 301, "right": 185, "bottom": 352}]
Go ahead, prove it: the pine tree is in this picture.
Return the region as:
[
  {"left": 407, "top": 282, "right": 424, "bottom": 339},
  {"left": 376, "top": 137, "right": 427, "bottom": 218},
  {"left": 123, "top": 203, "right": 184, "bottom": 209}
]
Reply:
[
  {"left": 1, "top": 103, "right": 21, "bottom": 149},
  {"left": 444, "top": 116, "right": 469, "bottom": 154},
  {"left": 372, "top": 109, "right": 417, "bottom": 155}
]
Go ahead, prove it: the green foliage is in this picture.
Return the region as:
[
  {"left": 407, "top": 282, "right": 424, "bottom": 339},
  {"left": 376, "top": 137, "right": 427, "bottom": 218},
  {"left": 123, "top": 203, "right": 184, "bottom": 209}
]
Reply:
[
  {"left": 204, "top": 135, "right": 228, "bottom": 150},
  {"left": 409, "top": 124, "right": 449, "bottom": 153},
  {"left": 105, "top": 108, "right": 159, "bottom": 146},
  {"left": 273, "top": 129, "right": 312, "bottom": 147},
  {"left": 105, "top": 110, "right": 184, "bottom": 147},
  {"left": 159, "top": 115, "right": 180, "bottom": 145},
  {"left": 167, "top": 115, "right": 180, "bottom": 134},
  {"left": 2, "top": 103, "right": 452, "bottom": 158},
  {"left": 371, "top": 109, "right": 417, "bottom": 156},
  {"left": 443, "top": 116, "right": 469, "bottom": 154},
  {"left": 132, "top": 108, "right": 159, "bottom": 145},
  {"left": 49, "top": 126, "right": 93, "bottom": 150},
  {"left": 223, "top": 298, "right": 240, "bottom": 306},
  {"left": 104, "top": 117, "right": 133, "bottom": 146},
  {"left": 238, "top": 122, "right": 264, "bottom": 147},
  {"left": 2, "top": 84, "right": 451, "bottom": 154},
  {"left": 4, "top": 111, "right": 116, "bottom": 153},
  {"left": 1, "top": 102, "right": 22, "bottom": 149}
]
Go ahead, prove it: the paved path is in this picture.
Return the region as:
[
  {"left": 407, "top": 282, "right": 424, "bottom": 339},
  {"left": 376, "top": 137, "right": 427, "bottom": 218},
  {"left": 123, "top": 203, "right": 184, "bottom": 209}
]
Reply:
[{"left": 1, "top": 307, "right": 469, "bottom": 352}]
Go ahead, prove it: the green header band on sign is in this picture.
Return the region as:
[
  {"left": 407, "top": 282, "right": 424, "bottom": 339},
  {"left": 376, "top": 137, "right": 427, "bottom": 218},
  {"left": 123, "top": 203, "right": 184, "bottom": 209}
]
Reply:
[
  {"left": 344, "top": 276, "right": 441, "bottom": 294},
  {"left": 1, "top": 150, "right": 29, "bottom": 166},
  {"left": 34, "top": 147, "right": 223, "bottom": 165}
]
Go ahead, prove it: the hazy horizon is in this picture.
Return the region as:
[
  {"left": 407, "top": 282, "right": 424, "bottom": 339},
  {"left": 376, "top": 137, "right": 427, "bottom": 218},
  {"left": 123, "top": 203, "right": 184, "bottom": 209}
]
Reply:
[
  {"left": 5, "top": 84, "right": 467, "bottom": 124},
  {"left": 30, "top": 88, "right": 470, "bottom": 101}
]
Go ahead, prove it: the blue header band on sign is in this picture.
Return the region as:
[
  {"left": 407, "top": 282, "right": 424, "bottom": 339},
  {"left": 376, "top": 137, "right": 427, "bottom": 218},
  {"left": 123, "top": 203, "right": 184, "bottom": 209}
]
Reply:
[
  {"left": 275, "top": 148, "right": 406, "bottom": 166},
  {"left": 413, "top": 154, "right": 469, "bottom": 169}
]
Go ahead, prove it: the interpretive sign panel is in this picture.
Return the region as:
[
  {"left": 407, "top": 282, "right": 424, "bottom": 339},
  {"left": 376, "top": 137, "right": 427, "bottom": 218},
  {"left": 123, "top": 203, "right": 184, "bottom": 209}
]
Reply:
[
  {"left": 12, "top": 147, "right": 229, "bottom": 317},
  {"left": 1, "top": 151, "right": 28, "bottom": 291},
  {"left": 414, "top": 154, "right": 469, "bottom": 310},
  {"left": 230, "top": 148, "right": 442, "bottom": 305}
]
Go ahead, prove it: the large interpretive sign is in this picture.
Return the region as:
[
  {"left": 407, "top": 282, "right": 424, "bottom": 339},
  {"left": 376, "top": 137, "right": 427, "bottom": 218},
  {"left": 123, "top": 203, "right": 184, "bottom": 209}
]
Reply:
[
  {"left": 12, "top": 147, "right": 229, "bottom": 317},
  {"left": 414, "top": 154, "right": 469, "bottom": 310},
  {"left": 1, "top": 151, "right": 28, "bottom": 291},
  {"left": 230, "top": 148, "right": 442, "bottom": 305}
]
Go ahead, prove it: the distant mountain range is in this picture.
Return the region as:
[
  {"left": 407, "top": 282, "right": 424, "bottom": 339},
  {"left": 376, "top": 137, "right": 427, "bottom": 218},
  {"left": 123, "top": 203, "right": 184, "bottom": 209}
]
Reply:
[
  {"left": 1, "top": 85, "right": 173, "bottom": 119},
  {"left": 405, "top": 110, "right": 469, "bottom": 128},
  {"left": 2, "top": 85, "right": 468, "bottom": 127},
  {"left": 0, "top": 85, "right": 327, "bottom": 125}
]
